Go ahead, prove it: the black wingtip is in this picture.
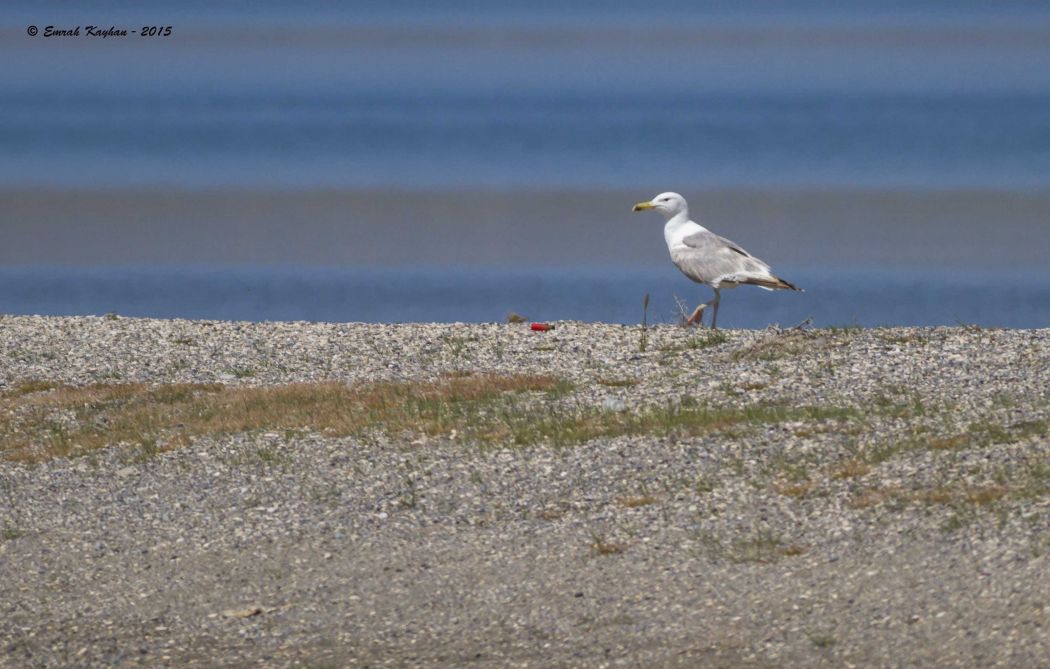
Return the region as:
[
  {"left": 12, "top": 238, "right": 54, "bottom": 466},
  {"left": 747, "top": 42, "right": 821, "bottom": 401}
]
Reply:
[{"left": 779, "top": 277, "right": 803, "bottom": 292}]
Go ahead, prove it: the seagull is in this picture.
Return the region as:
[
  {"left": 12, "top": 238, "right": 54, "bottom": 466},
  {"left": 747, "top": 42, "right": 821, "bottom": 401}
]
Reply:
[{"left": 633, "top": 192, "right": 801, "bottom": 328}]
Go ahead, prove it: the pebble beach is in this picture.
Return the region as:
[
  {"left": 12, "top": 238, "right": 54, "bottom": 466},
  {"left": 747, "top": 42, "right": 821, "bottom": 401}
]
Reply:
[{"left": 1, "top": 315, "right": 1049, "bottom": 668}]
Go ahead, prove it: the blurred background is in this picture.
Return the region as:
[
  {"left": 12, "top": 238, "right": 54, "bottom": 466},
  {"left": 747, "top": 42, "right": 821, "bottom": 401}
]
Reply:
[{"left": 2, "top": 0, "right": 1049, "bottom": 326}]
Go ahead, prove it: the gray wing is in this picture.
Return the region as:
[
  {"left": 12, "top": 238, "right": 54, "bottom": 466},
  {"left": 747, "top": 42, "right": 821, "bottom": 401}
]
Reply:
[{"left": 671, "top": 229, "right": 795, "bottom": 290}]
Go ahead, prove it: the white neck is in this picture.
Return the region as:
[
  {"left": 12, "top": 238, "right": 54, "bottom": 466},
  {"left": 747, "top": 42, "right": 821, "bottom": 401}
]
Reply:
[{"left": 663, "top": 213, "right": 706, "bottom": 250}]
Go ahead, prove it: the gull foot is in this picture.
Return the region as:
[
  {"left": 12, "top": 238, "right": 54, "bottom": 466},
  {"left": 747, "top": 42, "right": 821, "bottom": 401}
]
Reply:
[{"left": 686, "top": 304, "right": 707, "bottom": 326}]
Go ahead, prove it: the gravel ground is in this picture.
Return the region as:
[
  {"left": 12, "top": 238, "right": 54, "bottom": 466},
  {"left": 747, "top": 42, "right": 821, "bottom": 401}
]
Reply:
[{"left": 1, "top": 315, "right": 1049, "bottom": 668}]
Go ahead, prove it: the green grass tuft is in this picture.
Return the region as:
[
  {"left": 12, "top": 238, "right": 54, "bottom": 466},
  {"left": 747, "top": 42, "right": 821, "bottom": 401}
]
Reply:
[{"left": 686, "top": 330, "right": 730, "bottom": 349}]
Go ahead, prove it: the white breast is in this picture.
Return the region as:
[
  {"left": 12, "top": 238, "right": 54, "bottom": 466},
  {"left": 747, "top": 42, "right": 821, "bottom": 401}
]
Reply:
[{"left": 663, "top": 217, "right": 708, "bottom": 252}]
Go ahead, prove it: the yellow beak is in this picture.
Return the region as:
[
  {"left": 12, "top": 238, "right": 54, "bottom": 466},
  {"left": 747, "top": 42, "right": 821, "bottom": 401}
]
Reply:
[{"left": 632, "top": 201, "right": 654, "bottom": 212}]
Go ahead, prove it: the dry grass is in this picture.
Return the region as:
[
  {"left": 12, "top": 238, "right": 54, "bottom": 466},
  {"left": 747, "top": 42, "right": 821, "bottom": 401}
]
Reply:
[
  {"left": 0, "top": 374, "right": 567, "bottom": 463},
  {"left": 616, "top": 494, "right": 658, "bottom": 508},
  {"left": 730, "top": 332, "right": 829, "bottom": 362},
  {"left": 876, "top": 331, "right": 930, "bottom": 346},
  {"left": 963, "top": 486, "right": 1010, "bottom": 505},
  {"left": 864, "top": 418, "right": 1048, "bottom": 465},
  {"left": 596, "top": 377, "right": 640, "bottom": 388},
  {"left": 850, "top": 484, "right": 1013, "bottom": 510},
  {"left": 1, "top": 374, "right": 865, "bottom": 463},
  {"left": 699, "top": 530, "right": 806, "bottom": 564},
  {"left": 481, "top": 401, "right": 858, "bottom": 450},
  {"left": 590, "top": 532, "right": 630, "bottom": 556},
  {"left": 4, "top": 380, "right": 59, "bottom": 397},
  {"left": 830, "top": 460, "right": 872, "bottom": 480},
  {"left": 774, "top": 481, "right": 814, "bottom": 498},
  {"left": 1, "top": 526, "right": 26, "bottom": 542},
  {"left": 849, "top": 487, "right": 897, "bottom": 510},
  {"left": 926, "top": 434, "right": 969, "bottom": 450},
  {"left": 738, "top": 381, "right": 769, "bottom": 391},
  {"left": 969, "top": 419, "right": 1048, "bottom": 447}
]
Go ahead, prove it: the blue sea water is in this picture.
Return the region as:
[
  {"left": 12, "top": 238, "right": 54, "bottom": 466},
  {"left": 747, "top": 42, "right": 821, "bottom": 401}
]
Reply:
[
  {"left": 5, "top": 2, "right": 1050, "bottom": 190},
  {"left": 3, "top": 1, "right": 1050, "bottom": 325},
  {"left": 3, "top": 91, "right": 1050, "bottom": 190},
  {"left": 2, "top": 267, "right": 1048, "bottom": 329}
]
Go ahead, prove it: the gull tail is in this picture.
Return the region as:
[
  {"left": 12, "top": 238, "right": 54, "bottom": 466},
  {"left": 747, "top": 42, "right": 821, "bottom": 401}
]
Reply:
[{"left": 744, "top": 275, "right": 804, "bottom": 292}]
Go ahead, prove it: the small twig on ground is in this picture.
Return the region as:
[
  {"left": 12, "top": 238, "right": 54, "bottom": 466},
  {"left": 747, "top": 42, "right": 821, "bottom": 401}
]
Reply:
[
  {"left": 768, "top": 316, "right": 815, "bottom": 336},
  {"left": 639, "top": 293, "right": 650, "bottom": 352},
  {"left": 672, "top": 294, "right": 691, "bottom": 327}
]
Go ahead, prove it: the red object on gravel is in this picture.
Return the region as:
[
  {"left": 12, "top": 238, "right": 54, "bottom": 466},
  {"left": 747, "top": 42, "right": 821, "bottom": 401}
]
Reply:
[{"left": 530, "top": 323, "right": 554, "bottom": 331}]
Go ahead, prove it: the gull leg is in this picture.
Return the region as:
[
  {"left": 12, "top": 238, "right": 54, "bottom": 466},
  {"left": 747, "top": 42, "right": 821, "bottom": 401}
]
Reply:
[{"left": 710, "top": 288, "right": 722, "bottom": 330}]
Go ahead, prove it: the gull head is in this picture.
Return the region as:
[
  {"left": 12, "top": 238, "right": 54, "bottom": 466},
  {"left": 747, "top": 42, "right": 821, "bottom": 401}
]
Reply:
[{"left": 632, "top": 192, "right": 688, "bottom": 219}]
